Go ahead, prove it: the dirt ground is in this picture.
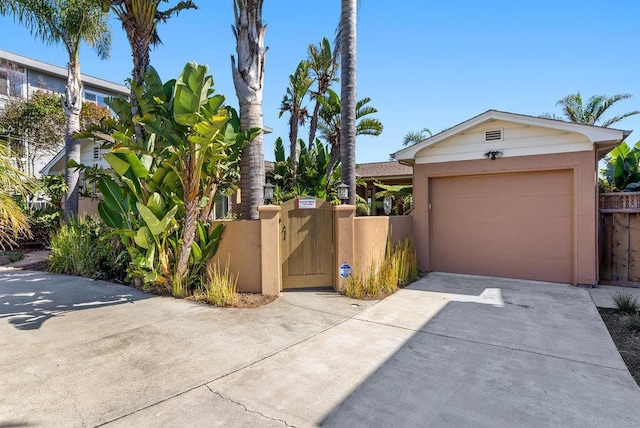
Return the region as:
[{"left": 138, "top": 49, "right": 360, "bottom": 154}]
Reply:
[
  {"left": 599, "top": 308, "right": 640, "bottom": 387},
  {"left": 234, "top": 293, "right": 278, "bottom": 308}
]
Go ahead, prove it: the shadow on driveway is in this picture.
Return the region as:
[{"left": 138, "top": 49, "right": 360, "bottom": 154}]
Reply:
[
  {"left": 0, "top": 270, "right": 150, "bottom": 330},
  {"left": 318, "top": 273, "right": 640, "bottom": 427}
]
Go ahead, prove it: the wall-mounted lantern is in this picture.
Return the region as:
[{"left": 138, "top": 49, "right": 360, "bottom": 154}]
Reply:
[
  {"left": 337, "top": 182, "right": 349, "bottom": 204},
  {"left": 484, "top": 150, "right": 503, "bottom": 160},
  {"left": 264, "top": 181, "right": 275, "bottom": 204}
]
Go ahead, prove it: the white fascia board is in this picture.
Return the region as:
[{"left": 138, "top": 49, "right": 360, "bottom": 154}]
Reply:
[
  {"left": 39, "top": 148, "right": 65, "bottom": 175},
  {"left": 392, "top": 110, "right": 630, "bottom": 161},
  {"left": 0, "top": 49, "right": 129, "bottom": 96}
]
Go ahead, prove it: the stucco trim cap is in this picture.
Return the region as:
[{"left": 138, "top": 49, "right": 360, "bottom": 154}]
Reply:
[
  {"left": 333, "top": 204, "right": 356, "bottom": 213},
  {"left": 257, "top": 205, "right": 281, "bottom": 213}
]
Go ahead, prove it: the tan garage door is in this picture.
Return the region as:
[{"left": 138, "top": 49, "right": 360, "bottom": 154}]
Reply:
[{"left": 430, "top": 170, "right": 573, "bottom": 283}]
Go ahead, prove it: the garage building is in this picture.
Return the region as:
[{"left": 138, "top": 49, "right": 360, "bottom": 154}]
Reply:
[{"left": 393, "top": 110, "right": 629, "bottom": 285}]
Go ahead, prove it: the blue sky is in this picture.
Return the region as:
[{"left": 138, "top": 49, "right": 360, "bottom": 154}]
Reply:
[{"left": 1, "top": 0, "right": 639, "bottom": 163}]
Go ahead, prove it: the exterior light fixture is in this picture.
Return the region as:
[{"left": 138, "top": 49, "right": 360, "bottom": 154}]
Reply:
[
  {"left": 263, "top": 181, "right": 275, "bottom": 204},
  {"left": 484, "top": 150, "right": 503, "bottom": 160},
  {"left": 337, "top": 182, "right": 349, "bottom": 204}
]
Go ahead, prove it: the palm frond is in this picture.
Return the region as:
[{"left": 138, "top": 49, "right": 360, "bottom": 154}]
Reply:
[
  {"left": 602, "top": 111, "right": 640, "bottom": 128},
  {"left": 554, "top": 92, "right": 637, "bottom": 128}
]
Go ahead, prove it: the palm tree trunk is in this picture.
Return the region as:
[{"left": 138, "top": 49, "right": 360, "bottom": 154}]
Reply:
[
  {"left": 308, "top": 100, "right": 321, "bottom": 150},
  {"left": 238, "top": 101, "right": 265, "bottom": 219},
  {"left": 232, "top": 0, "right": 266, "bottom": 220},
  {"left": 340, "top": 0, "right": 357, "bottom": 205},
  {"left": 290, "top": 116, "right": 298, "bottom": 186},
  {"left": 62, "top": 59, "right": 83, "bottom": 220},
  {"left": 326, "top": 144, "right": 340, "bottom": 181}
]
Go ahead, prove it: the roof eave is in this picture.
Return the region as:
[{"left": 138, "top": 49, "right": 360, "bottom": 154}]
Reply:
[{"left": 392, "top": 110, "right": 632, "bottom": 161}]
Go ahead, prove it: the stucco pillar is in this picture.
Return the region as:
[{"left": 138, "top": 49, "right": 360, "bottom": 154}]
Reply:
[
  {"left": 333, "top": 204, "right": 356, "bottom": 291},
  {"left": 258, "top": 205, "right": 281, "bottom": 296}
]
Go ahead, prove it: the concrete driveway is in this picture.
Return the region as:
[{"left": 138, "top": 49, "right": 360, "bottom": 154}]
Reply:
[{"left": 1, "top": 270, "right": 639, "bottom": 427}]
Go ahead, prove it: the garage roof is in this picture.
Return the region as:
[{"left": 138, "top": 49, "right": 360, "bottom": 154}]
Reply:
[{"left": 392, "top": 110, "right": 631, "bottom": 164}]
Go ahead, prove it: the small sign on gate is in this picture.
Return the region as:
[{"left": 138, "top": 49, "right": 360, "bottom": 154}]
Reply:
[
  {"left": 339, "top": 263, "right": 353, "bottom": 279},
  {"left": 296, "top": 197, "right": 317, "bottom": 209}
]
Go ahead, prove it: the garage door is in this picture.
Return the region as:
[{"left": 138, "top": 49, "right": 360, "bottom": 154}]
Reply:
[{"left": 430, "top": 170, "right": 573, "bottom": 283}]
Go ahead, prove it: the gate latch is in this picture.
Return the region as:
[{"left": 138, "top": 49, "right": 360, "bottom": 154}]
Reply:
[{"left": 282, "top": 226, "right": 287, "bottom": 240}]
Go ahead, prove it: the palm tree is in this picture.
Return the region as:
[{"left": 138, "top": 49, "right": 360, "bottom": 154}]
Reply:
[
  {"left": 0, "top": 141, "right": 35, "bottom": 249},
  {"left": 231, "top": 0, "right": 266, "bottom": 220},
  {"left": 101, "top": 0, "right": 196, "bottom": 142},
  {"left": 307, "top": 37, "right": 339, "bottom": 148},
  {"left": 1, "top": 0, "right": 111, "bottom": 220},
  {"left": 554, "top": 93, "right": 640, "bottom": 127},
  {"left": 319, "top": 88, "right": 383, "bottom": 178},
  {"left": 402, "top": 127, "right": 432, "bottom": 146},
  {"left": 279, "top": 60, "right": 311, "bottom": 186},
  {"left": 340, "top": 0, "right": 357, "bottom": 204}
]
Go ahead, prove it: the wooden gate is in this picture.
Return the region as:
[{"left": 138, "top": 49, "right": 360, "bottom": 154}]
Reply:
[{"left": 280, "top": 198, "right": 333, "bottom": 289}]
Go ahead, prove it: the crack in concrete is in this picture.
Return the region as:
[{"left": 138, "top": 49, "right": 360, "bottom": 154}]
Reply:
[
  {"left": 97, "top": 313, "right": 356, "bottom": 426},
  {"left": 204, "top": 385, "right": 296, "bottom": 428},
  {"left": 279, "top": 295, "right": 382, "bottom": 320}
]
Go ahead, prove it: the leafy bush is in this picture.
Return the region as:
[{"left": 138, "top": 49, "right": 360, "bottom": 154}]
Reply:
[
  {"left": 601, "top": 141, "right": 640, "bottom": 192},
  {"left": 612, "top": 291, "right": 640, "bottom": 314},
  {"left": 48, "top": 217, "right": 126, "bottom": 280},
  {"left": 345, "top": 238, "right": 419, "bottom": 299},
  {"left": 0, "top": 250, "right": 22, "bottom": 263},
  {"left": 39, "top": 174, "right": 67, "bottom": 211},
  {"left": 18, "top": 210, "right": 62, "bottom": 249},
  {"left": 193, "top": 259, "right": 238, "bottom": 307},
  {"left": 15, "top": 174, "right": 66, "bottom": 249}
]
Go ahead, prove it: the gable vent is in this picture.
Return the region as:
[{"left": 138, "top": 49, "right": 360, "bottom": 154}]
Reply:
[{"left": 484, "top": 128, "right": 503, "bottom": 142}]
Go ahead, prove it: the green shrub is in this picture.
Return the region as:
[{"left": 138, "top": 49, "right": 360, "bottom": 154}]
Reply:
[
  {"left": 48, "top": 216, "right": 126, "bottom": 280},
  {"left": 24, "top": 210, "right": 62, "bottom": 248},
  {"left": 612, "top": 291, "right": 640, "bottom": 315},
  {"left": 0, "top": 250, "right": 22, "bottom": 262},
  {"left": 625, "top": 313, "right": 640, "bottom": 332},
  {"left": 193, "top": 259, "right": 238, "bottom": 307},
  {"left": 345, "top": 238, "right": 419, "bottom": 299}
]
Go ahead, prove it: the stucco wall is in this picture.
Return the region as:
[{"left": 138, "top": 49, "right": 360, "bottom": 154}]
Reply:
[
  {"left": 353, "top": 215, "right": 413, "bottom": 276},
  {"left": 209, "top": 220, "right": 262, "bottom": 293},
  {"left": 411, "top": 150, "right": 597, "bottom": 285}
]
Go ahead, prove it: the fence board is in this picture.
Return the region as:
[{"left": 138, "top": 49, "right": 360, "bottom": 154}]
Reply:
[
  {"left": 612, "top": 213, "right": 630, "bottom": 281},
  {"left": 600, "top": 214, "right": 613, "bottom": 281},
  {"left": 629, "top": 214, "right": 640, "bottom": 281}
]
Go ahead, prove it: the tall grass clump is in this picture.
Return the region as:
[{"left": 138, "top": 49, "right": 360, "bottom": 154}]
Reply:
[
  {"left": 48, "top": 216, "right": 125, "bottom": 280},
  {"left": 612, "top": 291, "right": 640, "bottom": 315},
  {"left": 345, "top": 238, "right": 419, "bottom": 299},
  {"left": 194, "top": 259, "right": 238, "bottom": 307},
  {"left": 625, "top": 313, "right": 640, "bottom": 332}
]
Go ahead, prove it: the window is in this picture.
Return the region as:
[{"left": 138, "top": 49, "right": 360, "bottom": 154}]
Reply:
[
  {"left": 84, "top": 89, "right": 110, "bottom": 108},
  {"left": 93, "top": 145, "right": 100, "bottom": 160},
  {"left": 0, "top": 71, "right": 8, "bottom": 96},
  {"left": 0, "top": 67, "right": 25, "bottom": 97}
]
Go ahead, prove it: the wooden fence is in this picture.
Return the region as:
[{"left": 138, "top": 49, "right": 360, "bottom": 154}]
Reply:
[{"left": 600, "top": 193, "right": 640, "bottom": 283}]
